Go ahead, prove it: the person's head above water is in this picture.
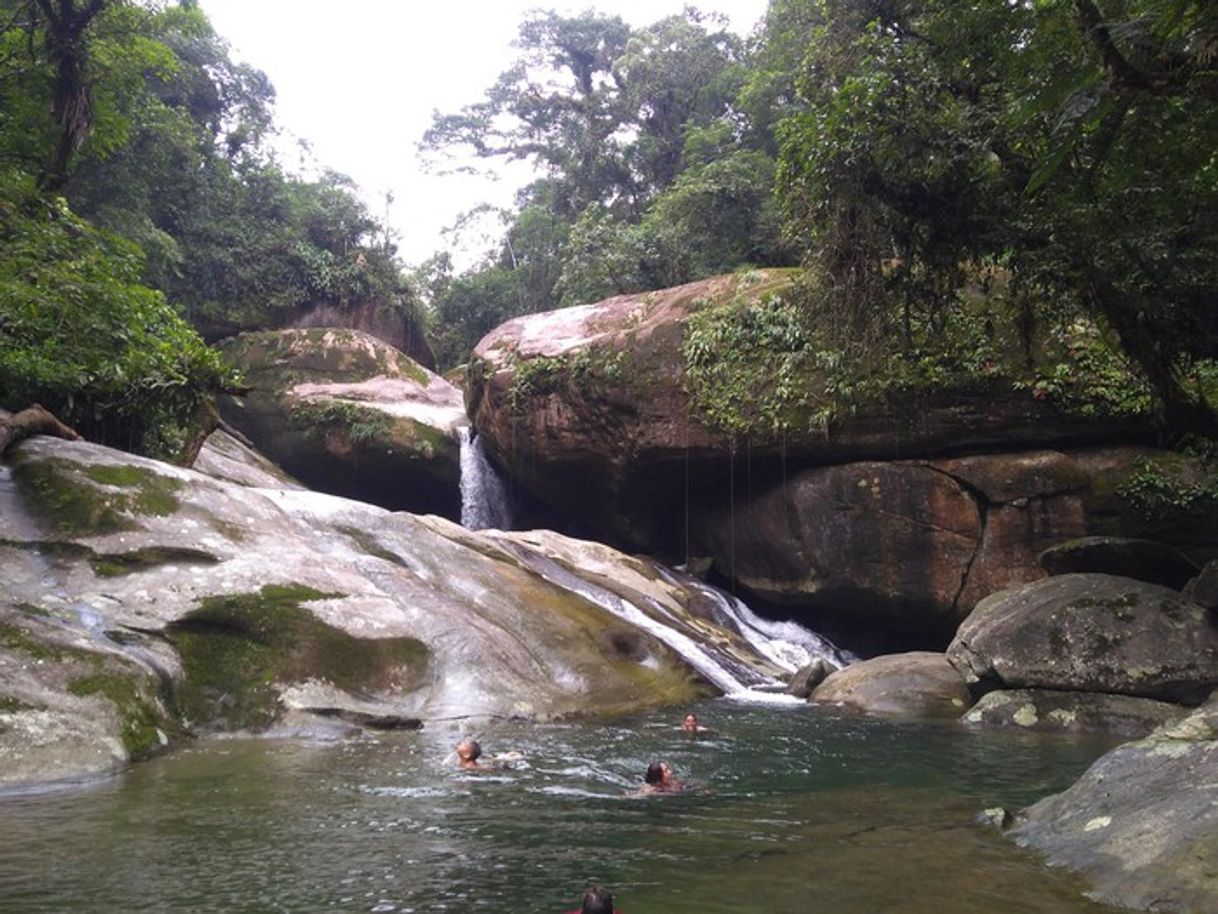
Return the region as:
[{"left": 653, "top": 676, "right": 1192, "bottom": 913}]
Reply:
[
  {"left": 682, "top": 712, "right": 699, "bottom": 731},
  {"left": 645, "top": 760, "right": 670, "bottom": 786},
  {"left": 455, "top": 738, "right": 482, "bottom": 767},
  {"left": 580, "top": 884, "right": 615, "bottom": 914}
]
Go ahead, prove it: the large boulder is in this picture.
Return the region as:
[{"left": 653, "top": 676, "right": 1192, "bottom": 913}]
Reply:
[
  {"left": 690, "top": 447, "right": 1218, "bottom": 641},
  {"left": 1039, "top": 536, "right": 1199, "bottom": 590},
  {"left": 219, "top": 328, "right": 464, "bottom": 518},
  {"left": 1009, "top": 698, "right": 1218, "bottom": 913},
  {"left": 0, "top": 436, "right": 805, "bottom": 788},
  {"left": 467, "top": 271, "right": 1146, "bottom": 553},
  {"left": 286, "top": 298, "right": 436, "bottom": 370},
  {"left": 466, "top": 273, "right": 1218, "bottom": 644},
  {"left": 961, "top": 689, "right": 1187, "bottom": 738},
  {"left": 196, "top": 295, "right": 436, "bottom": 370},
  {"left": 947, "top": 574, "right": 1218, "bottom": 703},
  {"left": 809, "top": 652, "right": 972, "bottom": 718}
]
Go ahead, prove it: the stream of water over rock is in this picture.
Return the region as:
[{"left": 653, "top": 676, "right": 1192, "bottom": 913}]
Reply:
[
  {"left": 0, "top": 701, "right": 1122, "bottom": 913},
  {"left": 459, "top": 427, "right": 514, "bottom": 531}
]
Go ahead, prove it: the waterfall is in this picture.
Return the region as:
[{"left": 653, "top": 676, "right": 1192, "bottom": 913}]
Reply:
[
  {"left": 496, "top": 540, "right": 825, "bottom": 704},
  {"left": 655, "top": 566, "right": 854, "bottom": 673},
  {"left": 459, "top": 427, "right": 514, "bottom": 530}
]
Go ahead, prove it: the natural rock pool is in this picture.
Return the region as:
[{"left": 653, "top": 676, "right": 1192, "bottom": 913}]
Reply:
[{"left": 0, "top": 701, "right": 1121, "bottom": 913}]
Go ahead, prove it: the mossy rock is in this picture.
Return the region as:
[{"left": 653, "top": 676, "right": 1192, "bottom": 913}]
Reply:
[
  {"left": 67, "top": 668, "right": 173, "bottom": 759},
  {"left": 167, "top": 584, "right": 430, "bottom": 732},
  {"left": 89, "top": 546, "right": 220, "bottom": 578},
  {"left": 1, "top": 612, "right": 174, "bottom": 761},
  {"left": 11, "top": 454, "right": 182, "bottom": 537},
  {"left": 221, "top": 328, "right": 430, "bottom": 389},
  {"left": 218, "top": 328, "right": 463, "bottom": 517}
]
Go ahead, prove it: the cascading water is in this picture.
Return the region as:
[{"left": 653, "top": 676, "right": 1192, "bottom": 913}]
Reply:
[
  {"left": 458, "top": 427, "right": 514, "bottom": 530},
  {"left": 657, "top": 566, "right": 855, "bottom": 673},
  {"left": 495, "top": 539, "right": 845, "bottom": 704}
]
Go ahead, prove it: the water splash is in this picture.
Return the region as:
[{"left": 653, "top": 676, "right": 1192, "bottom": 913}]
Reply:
[
  {"left": 458, "top": 427, "right": 514, "bottom": 531},
  {"left": 657, "top": 566, "right": 854, "bottom": 673},
  {"left": 496, "top": 540, "right": 815, "bottom": 705}
]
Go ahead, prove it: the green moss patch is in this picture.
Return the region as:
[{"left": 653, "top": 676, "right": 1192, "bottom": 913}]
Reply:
[
  {"left": 68, "top": 670, "right": 169, "bottom": 759},
  {"left": 288, "top": 399, "right": 396, "bottom": 446},
  {"left": 0, "top": 696, "right": 37, "bottom": 713},
  {"left": 13, "top": 457, "right": 183, "bottom": 536},
  {"left": 89, "top": 546, "right": 220, "bottom": 578},
  {"left": 167, "top": 584, "right": 429, "bottom": 732},
  {"left": 0, "top": 621, "right": 70, "bottom": 661}
]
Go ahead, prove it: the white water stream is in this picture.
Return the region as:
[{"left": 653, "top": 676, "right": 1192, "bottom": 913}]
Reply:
[
  {"left": 496, "top": 540, "right": 842, "bottom": 704},
  {"left": 458, "top": 427, "right": 514, "bottom": 530}
]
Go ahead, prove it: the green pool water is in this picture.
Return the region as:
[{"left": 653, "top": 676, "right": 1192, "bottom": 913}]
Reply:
[{"left": 0, "top": 700, "right": 1121, "bottom": 913}]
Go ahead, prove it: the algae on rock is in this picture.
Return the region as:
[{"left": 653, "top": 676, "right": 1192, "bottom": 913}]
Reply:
[{"left": 168, "top": 584, "right": 430, "bottom": 732}]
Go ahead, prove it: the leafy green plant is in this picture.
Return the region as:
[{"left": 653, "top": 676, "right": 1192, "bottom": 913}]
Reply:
[
  {"left": 683, "top": 287, "right": 826, "bottom": 441},
  {"left": 0, "top": 174, "right": 233, "bottom": 457},
  {"left": 1117, "top": 456, "right": 1218, "bottom": 520}
]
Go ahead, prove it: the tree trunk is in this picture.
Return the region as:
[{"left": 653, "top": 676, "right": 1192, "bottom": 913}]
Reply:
[
  {"left": 0, "top": 404, "right": 81, "bottom": 456},
  {"left": 33, "top": 0, "right": 107, "bottom": 192}
]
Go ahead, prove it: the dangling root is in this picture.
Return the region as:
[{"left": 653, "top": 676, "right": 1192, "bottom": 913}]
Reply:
[{"left": 0, "top": 404, "right": 81, "bottom": 458}]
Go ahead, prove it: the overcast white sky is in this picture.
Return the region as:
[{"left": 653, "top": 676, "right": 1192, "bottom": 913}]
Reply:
[{"left": 200, "top": 0, "right": 770, "bottom": 269}]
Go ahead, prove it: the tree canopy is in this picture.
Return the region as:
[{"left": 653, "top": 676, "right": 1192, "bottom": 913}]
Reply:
[
  {"left": 0, "top": 0, "right": 424, "bottom": 454},
  {"left": 774, "top": 0, "right": 1218, "bottom": 432},
  {"left": 420, "top": 7, "right": 797, "bottom": 365}
]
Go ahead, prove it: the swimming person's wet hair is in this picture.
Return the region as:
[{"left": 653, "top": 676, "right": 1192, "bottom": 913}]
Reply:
[
  {"left": 645, "top": 761, "right": 665, "bottom": 785},
  {"left": 580, "top": 884, "right": 615, "bottom": 914}
]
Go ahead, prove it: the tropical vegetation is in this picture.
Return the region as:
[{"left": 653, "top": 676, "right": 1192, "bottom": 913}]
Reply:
[{"left": 1, "top": 0, "right": 1215, "bottom": 453}]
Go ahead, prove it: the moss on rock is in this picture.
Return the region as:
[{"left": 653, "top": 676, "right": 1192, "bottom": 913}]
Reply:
[
  {"left": 13, "top": 457, "right": 183, "bottom": 536},
  {"left": 168, "top": 584, "right": 430, "bottom": 732},
  {"left": 287, "top": 399, "right": 396, "bottom": 446},
  {"left": 67, "top": 670, "right": 169, "bottom": 759},
  {"left": 89, "top": 546, "right": 220, "bottom": 578}
]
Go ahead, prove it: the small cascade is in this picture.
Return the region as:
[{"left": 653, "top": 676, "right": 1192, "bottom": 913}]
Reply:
[
  {"left": 657, "top": 566, "right": 854, "bottom": 674},
  {"left": 458, "top": 427, "right": 514, "bottom": 530},
  {"left": 497, "top": 541, "right": 815, "bottom": 703}
]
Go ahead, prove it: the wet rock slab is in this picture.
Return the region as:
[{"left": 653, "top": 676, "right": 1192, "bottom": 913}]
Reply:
[{"left": 1011, "top": 699, "right": 1218, "bottom": 913}]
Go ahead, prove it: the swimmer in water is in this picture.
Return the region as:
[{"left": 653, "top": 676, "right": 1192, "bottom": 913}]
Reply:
[
  {"left": 681, "top": 712, "right": 711, "bottom": 733},
  {"left": 454, "top": 738, "right": 496, "bottom": 772},
  {"left": 565, "top": 884, "right": 620, "bottom": 914},
  {"left": 640, "top": 760, "right": 683, "bottom": 795},
  {"left": 454, "top": 738, "right": 523, "bottom": 772}
]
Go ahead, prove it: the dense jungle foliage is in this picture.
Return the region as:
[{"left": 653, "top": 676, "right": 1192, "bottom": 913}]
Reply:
[
  {"left": 0, "top": 0, "right": 1215, "bottom": 454},
  {"left": 427, "top": 0, "right": 1218, "bottom": 439},
  {"left": 0, "top": 0, "right": 417, "bottom": 454}
]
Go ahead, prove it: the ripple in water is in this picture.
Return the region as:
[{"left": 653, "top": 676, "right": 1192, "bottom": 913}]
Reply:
[{"left": 0, "top": 702, "right": 1122, "bottom": 913}]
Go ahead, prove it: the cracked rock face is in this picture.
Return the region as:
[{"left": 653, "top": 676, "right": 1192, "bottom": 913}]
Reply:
[
  {"left": 946, "top": 574, "right": 1218, "bottom": 703},
  {"left": 1010, "top": 698, "right": 1218, "bottom": 913},
  {"left": 691, "top": 447, "right": 1218, "bottom": 643}
]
